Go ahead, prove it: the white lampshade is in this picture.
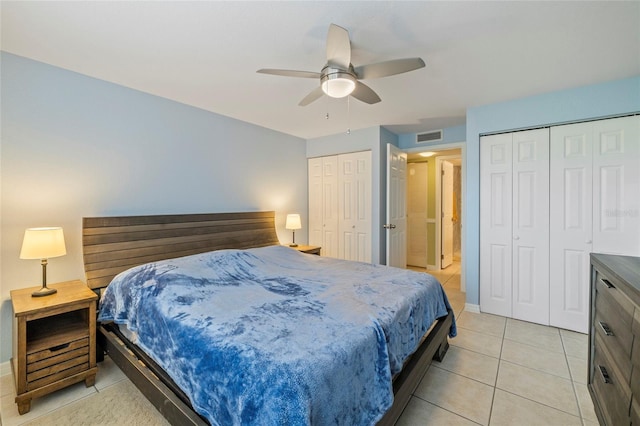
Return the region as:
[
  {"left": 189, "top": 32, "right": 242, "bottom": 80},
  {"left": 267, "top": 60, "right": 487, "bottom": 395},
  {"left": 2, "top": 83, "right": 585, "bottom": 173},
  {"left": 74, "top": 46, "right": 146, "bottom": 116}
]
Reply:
[
  {"left": 20, "top": 227, "right": 67, "bottom": 260},
  {"left": 285, "top": 214, "right": 302, "bottom": 230}
]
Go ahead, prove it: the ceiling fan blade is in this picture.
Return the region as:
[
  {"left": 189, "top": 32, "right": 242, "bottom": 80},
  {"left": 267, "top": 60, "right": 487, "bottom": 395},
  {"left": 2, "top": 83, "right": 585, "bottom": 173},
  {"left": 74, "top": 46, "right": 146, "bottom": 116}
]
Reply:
[
  {"left": 351, "top": 81, "right": 381, "bottom": 104},
  {"left": 354, "top": 58, "right": 425, "bottom": 79},
  {"left": 299, "top": 86, "right": 324, "bottom": 106},
  {"left": 257, "top": 69, "right": 321, "bottom": 79},
  {"left": 326, "top": 24, "right": 351, "bottom": 69}
]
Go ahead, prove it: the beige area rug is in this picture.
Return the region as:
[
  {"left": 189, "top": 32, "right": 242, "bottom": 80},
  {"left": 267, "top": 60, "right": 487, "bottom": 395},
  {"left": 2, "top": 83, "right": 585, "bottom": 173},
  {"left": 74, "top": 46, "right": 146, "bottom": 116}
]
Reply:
[{"left": 24, "top": 380, "right": 170, "bottom": 426}]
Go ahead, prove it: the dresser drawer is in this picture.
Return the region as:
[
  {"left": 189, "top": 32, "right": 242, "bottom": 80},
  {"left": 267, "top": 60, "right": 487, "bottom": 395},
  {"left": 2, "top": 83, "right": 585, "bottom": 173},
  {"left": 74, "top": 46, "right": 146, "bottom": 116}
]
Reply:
[
  {"left": 595, "top": 271, "right": 635, "bottom": 329},
  {"left": 594, "top": 306, "right": 633, "bottom": 378},
  {"left": 593, "top": 333, "right": 631, "bottom": 426}
]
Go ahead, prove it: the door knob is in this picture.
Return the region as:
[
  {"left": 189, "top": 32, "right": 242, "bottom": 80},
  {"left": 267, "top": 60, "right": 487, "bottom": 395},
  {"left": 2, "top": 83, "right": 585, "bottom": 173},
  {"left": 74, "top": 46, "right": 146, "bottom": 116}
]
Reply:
[
  {"left": 383, "top": 224, "right": 397, "bottom": 229},
  {"left": 513, "top": 236, "right": 520, "bottom": 240}
]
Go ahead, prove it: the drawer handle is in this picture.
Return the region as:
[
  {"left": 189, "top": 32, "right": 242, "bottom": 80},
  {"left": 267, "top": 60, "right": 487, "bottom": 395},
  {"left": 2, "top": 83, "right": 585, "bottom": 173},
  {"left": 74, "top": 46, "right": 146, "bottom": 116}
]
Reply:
[
  {"left": 601, "top": 278, "right": 614, "bottom": 289},
  {"left": 49, "top": 343, "right": 70, "bottom": 352},
  {"left": 598, "top": 321, "right": 614, "bottom": 336},
  {"left": 598, "top": 365, "right": 612, "bottom": 384}
]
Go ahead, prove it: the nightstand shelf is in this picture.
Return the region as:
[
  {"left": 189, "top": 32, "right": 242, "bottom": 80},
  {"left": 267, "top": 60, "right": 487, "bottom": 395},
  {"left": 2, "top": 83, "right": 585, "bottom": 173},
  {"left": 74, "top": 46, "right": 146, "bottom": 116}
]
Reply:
[{"left": 11, "top": 280, "right": 98, "bottom": 415}]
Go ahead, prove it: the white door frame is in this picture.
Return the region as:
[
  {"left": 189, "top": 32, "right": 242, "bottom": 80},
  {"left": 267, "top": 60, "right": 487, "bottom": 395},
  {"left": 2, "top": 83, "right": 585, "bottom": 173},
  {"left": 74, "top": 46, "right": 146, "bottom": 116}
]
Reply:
[{"left": 404, "top": 142, "right": 466, "bottom": 292}]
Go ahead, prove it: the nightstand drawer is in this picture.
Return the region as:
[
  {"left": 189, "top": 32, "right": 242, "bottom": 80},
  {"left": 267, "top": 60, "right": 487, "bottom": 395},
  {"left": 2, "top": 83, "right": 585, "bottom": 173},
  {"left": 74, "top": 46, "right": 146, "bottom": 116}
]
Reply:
[
  {"left": 27, "top": 337, "right": 89, "bottom": 365},
  {"left": 27, "top": 357, "right": 90, "bottom": 391}
]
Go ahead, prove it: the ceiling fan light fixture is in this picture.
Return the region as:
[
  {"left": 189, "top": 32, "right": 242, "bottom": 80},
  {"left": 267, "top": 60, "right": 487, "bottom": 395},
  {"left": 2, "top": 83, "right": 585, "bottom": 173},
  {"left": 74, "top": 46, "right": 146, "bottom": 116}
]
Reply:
[{"left": 321, "top": 70, "right": 356, "bottom": 98}]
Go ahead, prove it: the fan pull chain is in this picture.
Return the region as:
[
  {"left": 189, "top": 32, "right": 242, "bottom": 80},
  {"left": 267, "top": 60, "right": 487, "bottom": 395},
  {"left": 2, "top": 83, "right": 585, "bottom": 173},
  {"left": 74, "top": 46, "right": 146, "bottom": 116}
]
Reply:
[
  {"left": 346, "top": 96, "right": 351, "bottom": 134},
  {"left": 325, "top": 90, "right": 330, "bottom": 120}
]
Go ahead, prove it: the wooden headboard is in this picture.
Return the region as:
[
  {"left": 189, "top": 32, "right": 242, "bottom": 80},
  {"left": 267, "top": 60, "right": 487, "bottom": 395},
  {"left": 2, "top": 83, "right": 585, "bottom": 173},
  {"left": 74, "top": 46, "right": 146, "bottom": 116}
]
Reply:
[{"left": 82, "top": 211, "right": 280, "bottom": 290}]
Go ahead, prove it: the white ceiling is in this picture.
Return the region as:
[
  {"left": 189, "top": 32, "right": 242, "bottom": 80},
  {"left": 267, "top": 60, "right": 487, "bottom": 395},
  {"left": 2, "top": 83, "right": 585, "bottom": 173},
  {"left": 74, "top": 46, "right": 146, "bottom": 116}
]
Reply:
[{"left": 2, "top": 1, "right": 639, "bottom": 140}]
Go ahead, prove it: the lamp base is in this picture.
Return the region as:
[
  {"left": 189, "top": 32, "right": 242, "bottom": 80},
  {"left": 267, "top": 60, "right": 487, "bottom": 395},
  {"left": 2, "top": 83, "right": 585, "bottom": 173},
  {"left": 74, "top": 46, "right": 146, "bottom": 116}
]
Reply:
[
  {"left": 289, "top": 243, "right": 299, "bottom": 247},
  {"left": 32, "top": 286, "right": 57, "bottom": 297}
]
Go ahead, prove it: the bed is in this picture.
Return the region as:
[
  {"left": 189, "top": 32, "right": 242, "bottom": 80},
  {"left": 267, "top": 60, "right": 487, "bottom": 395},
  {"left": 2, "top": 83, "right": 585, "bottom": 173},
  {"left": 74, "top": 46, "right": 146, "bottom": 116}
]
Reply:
[{"left": 82, "top": 211, "right": 455, "bottom": 425}]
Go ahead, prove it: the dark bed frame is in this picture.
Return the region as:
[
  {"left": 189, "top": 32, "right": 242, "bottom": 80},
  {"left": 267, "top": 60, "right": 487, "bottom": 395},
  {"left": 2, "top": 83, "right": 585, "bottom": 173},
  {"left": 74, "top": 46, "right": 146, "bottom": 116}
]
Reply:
[{"left": 82, "top": 211, "right": 453, "bottom": 426}]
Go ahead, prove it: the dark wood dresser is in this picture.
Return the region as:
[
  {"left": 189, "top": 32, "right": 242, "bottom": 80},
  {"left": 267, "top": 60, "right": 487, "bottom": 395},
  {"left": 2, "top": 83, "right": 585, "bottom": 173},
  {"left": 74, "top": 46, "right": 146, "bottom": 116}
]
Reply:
[{"left": 589, "top": 253, "right": 640, "bottom": 426}]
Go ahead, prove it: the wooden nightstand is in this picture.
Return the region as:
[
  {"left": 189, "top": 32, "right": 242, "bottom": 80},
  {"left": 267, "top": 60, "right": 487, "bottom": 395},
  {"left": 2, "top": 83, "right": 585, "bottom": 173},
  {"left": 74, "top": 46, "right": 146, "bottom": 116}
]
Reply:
[
  {"left": 10, "top": 280, "right": 98, "bottom": 414},
  {"left": 290, "top": 245, "right": 321, "bottom": 255}
]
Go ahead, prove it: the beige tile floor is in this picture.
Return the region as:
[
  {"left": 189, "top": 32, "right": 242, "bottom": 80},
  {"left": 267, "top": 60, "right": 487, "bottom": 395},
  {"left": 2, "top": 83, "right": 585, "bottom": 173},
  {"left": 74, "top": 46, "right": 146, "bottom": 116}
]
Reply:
[
  {"left": 403, "top": 261, "right": 598, "bottom": 426},
  {"left": 0, "top": 260, "right": 598, "bottom": 425}
]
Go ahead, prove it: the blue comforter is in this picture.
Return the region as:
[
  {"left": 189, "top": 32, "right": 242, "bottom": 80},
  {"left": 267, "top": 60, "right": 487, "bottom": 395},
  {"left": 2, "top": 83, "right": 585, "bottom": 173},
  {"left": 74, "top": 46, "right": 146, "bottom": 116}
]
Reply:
[{"left": 98, "top": 245, "right": 455, "bottom": 425}]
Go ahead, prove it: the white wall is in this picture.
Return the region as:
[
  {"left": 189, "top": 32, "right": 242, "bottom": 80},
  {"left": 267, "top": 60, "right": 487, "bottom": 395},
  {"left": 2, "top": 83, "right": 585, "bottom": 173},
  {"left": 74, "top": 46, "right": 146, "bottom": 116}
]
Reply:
[{"left": 0, "top": 53, "right": 308, "bottom": 364}]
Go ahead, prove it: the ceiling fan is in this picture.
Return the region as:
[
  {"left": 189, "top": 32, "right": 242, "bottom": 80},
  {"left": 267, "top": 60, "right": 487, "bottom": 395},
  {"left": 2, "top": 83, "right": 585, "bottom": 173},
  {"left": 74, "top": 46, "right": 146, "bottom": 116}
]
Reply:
[{"left": 257, "top": 23, "right": 426, "bottom": 106}]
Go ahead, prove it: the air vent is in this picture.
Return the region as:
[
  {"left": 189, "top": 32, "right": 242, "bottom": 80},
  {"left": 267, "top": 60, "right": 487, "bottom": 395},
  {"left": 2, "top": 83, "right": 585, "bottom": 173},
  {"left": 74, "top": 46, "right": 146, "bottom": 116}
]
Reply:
[{"left": 416, "top": 130, "right": 443, "bottom": 143}]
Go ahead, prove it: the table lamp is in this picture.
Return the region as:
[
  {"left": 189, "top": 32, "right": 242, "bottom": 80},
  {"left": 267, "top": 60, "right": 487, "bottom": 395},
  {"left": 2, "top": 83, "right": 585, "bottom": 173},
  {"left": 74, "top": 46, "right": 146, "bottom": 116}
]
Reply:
[
  {"left": 20, "top": 227, "right": 67, "bottom": 297},
  {"left": 285, "top": 214, "right": 301, "bottom": 247}
]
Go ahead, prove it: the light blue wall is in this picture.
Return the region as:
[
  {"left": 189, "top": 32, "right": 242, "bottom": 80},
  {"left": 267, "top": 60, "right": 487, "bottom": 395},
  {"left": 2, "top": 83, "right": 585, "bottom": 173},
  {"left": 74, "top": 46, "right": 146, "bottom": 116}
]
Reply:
[
  {"left": 465, "top": 76, "right": 640, "bottom": 306},
  {"left": 0, "top": 52, "right": 308, "bottom": 364}
]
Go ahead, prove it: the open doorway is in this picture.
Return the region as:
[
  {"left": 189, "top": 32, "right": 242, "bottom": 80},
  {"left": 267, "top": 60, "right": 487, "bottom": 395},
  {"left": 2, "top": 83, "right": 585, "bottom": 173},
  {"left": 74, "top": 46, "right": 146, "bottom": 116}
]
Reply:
[{"left": 406, "top": 148, "right": 463, "bottom": 290}]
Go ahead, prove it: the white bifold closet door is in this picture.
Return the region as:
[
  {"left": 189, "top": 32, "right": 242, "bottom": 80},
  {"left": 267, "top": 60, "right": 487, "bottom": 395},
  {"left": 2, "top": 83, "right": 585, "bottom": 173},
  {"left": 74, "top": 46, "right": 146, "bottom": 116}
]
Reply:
[
  {"left": 480, "top": 128, "right": 550, "bottom": 324},
  {"left": 550, "top": 115, "right": 640, "bottom": 333},
  {"left": 309, "top": 151, "right": 372, "bottom": 262},
  {"left": 308, "top": 156, "right": 339, "bottom": 258},
  {"left": 338, "top": 151, "right": 372, "bottom": 262}
]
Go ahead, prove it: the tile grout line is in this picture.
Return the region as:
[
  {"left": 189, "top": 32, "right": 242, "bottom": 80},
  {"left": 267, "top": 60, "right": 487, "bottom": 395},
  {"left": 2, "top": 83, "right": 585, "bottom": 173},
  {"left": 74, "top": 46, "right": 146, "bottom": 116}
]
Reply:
[
  {"left": 560, "top": 332, "right": 587, "bottom": 424},
  {"left": 486, "top": 312, "right": 509, "bottom": 425}
]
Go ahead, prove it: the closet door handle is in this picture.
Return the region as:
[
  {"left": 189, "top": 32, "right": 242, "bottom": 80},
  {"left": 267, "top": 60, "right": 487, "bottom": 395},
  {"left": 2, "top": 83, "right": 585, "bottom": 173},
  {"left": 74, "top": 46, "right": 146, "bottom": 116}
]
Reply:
[
  {"left": 598, "top": 365, "right": 612, "bottom": 384},
  {"left": 599, "top": 321, "right": 614, "bottom": 336},
  {"left": 513, "top": 236, "right": 520, "bottom": 240},
  {"left": 601, "top": 278, "right": 614, "bottom": 289}
]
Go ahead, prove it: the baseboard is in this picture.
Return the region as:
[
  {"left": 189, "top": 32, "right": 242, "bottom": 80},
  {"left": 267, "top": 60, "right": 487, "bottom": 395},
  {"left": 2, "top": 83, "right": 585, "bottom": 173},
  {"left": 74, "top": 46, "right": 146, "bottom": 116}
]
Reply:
[
  {"left": 1, "top": 360, "right": 12, "bottom": 377},
  {"left": 464, "top": 303, "right": 481, "bottom": 313}
]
